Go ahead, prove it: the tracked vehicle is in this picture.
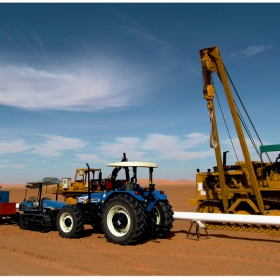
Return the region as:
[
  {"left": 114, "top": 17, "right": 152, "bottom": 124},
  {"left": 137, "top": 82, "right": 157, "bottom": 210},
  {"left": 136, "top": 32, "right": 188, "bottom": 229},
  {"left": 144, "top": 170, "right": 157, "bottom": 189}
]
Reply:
[
  {"left": 190, "top": 46, "right": 280, "bottom": 233},
  {"left": 18, "top": 178, "right": 68, "bottom": 232},
  {"left": 56, "top": 160, "right": 174, "bottom": 245}
]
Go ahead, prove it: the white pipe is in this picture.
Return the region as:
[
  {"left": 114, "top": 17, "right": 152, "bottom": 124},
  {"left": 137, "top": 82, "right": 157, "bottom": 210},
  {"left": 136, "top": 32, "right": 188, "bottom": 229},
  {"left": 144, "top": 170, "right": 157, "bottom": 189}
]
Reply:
[{"left": 173, "top": 212, "right": 280, "bottom": 226}]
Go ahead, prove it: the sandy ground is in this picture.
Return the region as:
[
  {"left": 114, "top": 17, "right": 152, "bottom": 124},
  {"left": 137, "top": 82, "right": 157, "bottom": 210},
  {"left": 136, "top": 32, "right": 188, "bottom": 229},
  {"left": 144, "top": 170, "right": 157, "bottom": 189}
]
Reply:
[{"left": 1, "top": 180, "right": 280, "bottom": 276}]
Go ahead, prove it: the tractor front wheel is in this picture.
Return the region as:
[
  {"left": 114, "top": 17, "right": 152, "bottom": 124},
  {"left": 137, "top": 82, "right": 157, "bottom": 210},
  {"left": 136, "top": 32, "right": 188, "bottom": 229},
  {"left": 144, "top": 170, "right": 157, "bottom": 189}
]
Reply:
[
  {"left": 56, "top": 206, "right": 84, "bottom": 238},
  {"left": 102, "top": 196, "right": 145, "bottom": 245}
]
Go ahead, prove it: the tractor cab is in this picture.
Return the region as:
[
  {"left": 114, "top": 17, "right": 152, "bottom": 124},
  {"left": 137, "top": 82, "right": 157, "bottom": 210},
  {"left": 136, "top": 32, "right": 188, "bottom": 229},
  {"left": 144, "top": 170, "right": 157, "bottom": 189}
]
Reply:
[
  {"left": 19, "top": 177, "right": 62, "bottom": 212},
  {"left": 105, "top": 161, "right": 158, "bottom": 192}
]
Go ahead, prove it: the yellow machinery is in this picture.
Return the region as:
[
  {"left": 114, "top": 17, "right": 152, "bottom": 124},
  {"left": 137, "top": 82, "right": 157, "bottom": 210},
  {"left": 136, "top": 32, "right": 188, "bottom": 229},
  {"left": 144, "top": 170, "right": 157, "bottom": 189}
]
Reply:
[
  {"left": 190, "top": 46, "right": 280, "bottom": 232},
  {"left": 52, "top": 154, "right": 128, "bottom": 204},
  {"left": 53, "top": 168, "right": 102, "bottom": 204}
]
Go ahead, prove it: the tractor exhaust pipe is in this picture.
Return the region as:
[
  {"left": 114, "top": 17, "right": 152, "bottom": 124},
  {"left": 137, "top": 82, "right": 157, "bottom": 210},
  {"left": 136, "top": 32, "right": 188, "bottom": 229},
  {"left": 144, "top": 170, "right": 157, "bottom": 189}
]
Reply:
[
  {"left": 86, "top": 163, "right": 90, "bottom": 204},
  {"left": 173, "top": 212, "right": 280, "bottom": 226},
  {"left": 223, "top": 151, "right": 228, "bottom": 166}
]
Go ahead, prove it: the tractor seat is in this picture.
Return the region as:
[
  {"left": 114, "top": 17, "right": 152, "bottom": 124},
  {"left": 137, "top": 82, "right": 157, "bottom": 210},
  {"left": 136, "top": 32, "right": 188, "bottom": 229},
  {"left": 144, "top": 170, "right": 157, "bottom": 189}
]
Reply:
[{"left": 28, "top": 196, "right": 39, "bottom": 208}]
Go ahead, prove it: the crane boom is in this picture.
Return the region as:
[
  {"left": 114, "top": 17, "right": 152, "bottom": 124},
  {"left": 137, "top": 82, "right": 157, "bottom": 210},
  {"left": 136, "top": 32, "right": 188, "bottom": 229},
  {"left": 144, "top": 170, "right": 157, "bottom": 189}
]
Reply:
[{"left": 199, "top": 46, "right": 265, "bottom": 214}]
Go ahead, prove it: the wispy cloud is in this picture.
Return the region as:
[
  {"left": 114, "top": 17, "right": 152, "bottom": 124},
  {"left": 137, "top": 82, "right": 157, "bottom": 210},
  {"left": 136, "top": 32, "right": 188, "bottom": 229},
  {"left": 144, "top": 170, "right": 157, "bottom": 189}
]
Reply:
[
  {"left": 230, "top": 45, "right": 273, "bottom": 58},
  {"left": 97, "top": 132, "right": 211, "bottom": 161},
  {"left": 0, "top": 56, "right": 155, "bottom": 111},
  {"left": 241, "top": 45, "right": 273, "bottom": 57},
  {"left": 98, "top": 137, "right": 145, "bottom": 160},
  {"left": 31, "top": 135, "right": 89, "bottom": 157},
  {"left": 0, "top": 138, "right": 30, "bottom": 154},
  {"left": 0, "top": 132, "right": 213, "bottom": 169},
  {"left": 0, "top": 164, "right": 26, "bottom": 169},
  {"left": 142, "top": 133, "right": 212, "bottom": 160},
  {"left": 110, "top": 18, "right": 196, "bottom": 75},
  {"left": 114, "top": 22, "right": 176, "bottom": 55},
  {"left": 221, "top": 137, "right": 264, "bottom": 162},
  {"left": 75, "top": 153, "right": 108, "bottom": 165}
]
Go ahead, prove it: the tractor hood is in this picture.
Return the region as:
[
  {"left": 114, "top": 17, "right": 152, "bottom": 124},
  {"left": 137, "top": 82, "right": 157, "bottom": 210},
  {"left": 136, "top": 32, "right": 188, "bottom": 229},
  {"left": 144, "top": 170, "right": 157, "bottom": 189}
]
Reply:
[{"left": 42, "top": 199, "right": 68, "bottom": 210}]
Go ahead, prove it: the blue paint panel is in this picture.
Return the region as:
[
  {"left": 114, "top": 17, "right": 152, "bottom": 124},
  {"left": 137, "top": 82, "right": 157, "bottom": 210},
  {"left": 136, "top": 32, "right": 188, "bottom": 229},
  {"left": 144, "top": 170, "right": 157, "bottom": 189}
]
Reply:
[{"left": 0, "top": 191, "right": 9, "bottom": 203}]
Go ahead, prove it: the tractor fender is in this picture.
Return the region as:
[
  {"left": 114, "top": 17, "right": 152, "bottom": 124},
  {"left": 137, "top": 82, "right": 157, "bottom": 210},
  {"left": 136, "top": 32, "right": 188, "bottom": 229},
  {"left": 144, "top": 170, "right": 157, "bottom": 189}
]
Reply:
[
  {"left": 77, "top": 191, "right": 147, "bottom": 205},
  {"left": 102, "top": 191, "right": 145, "bottom": 203},
  {"left": 101, "top": 191, "right": 146, "bottom": 206},
  {"left": 145, "top": 191, "right": 169, "bottom": 212},
  {"left": 102, "top": 190, "right": 168, "bottom": 212},
  {"left": 151, "top": 190, "right": 168, "bottom": 200}
]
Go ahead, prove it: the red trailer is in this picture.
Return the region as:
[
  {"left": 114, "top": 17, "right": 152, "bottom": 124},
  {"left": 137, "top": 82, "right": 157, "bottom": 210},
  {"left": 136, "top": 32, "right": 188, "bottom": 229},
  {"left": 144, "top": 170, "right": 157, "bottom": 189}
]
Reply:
[{"left": 0, "top": 187, "right": 18, "bottom": 223}]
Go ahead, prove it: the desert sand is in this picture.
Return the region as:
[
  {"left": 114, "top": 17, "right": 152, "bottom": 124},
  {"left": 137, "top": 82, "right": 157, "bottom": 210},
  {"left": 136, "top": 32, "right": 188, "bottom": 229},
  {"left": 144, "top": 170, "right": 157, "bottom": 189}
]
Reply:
[{"left": 1, "top": 179, "right": 280, "bottom": 276}]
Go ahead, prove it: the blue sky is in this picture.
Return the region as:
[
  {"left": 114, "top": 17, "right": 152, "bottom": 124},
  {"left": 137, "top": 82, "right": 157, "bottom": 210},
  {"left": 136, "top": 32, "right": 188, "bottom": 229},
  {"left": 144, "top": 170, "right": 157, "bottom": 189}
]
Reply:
[{"left": 0, "top": 3, "right": 280, "bottom": 184}]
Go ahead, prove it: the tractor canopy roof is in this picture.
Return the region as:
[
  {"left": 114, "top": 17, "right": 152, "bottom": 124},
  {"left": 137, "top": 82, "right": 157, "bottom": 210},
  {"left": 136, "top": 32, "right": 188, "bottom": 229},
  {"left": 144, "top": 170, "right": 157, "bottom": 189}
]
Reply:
[
  {"left": 260, "top": 144, "right": 280, "bottom": 154},
  {"left": 25, "top": 177, "right": 60, "bottom": 189},
  {"left": 106, "top": 161, "right": 158, "bottom": 168}
]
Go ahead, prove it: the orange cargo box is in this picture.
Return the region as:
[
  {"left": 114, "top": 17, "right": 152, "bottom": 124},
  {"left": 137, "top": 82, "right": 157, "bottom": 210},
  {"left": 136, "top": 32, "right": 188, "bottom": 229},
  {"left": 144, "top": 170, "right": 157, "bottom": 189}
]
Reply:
[{"left": 0, "top": 202, "right": 16, "bottom": 215}]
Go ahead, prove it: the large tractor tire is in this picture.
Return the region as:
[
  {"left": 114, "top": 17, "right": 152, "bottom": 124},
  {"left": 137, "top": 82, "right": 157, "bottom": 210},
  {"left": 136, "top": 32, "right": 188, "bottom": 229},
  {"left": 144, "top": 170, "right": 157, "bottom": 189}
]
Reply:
[
  {"left": 56, "top": 205, "right": 84, "bottom": 238},
  {"left": 151, "top": 201, "right": 174, "bottom": 238},
  {"left": 102, "top": 195, "right": 145, "bottom": 245}
]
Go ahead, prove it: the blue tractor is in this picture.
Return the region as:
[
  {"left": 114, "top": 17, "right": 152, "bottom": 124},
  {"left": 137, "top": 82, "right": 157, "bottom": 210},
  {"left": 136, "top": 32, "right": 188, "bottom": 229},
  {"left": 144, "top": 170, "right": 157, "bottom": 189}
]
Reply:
[
  {"left": 56, "top": 155, "right": 174, "bottom": 245},
  {"left": 18, "top": 178, "right": 68, "bottom": 232}
]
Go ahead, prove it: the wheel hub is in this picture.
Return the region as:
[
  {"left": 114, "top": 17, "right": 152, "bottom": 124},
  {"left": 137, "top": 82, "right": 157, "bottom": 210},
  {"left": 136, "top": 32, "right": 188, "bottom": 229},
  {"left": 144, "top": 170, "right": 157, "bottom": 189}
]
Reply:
[
  {"left": 112, "top": 213, "right": 128, "bottom": 229},
  {"left": 65, "top": 217, "right": 72, "bottom": 227}
]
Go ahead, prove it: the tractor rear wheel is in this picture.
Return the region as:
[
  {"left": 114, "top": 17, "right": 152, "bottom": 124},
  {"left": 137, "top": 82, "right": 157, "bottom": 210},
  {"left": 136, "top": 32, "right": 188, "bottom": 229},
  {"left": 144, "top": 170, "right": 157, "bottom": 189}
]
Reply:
[
  {"left": 102, "top": 195, "right": 145, "bottom": 245},
  {"left": 56, "top": 206, "right": 84, "bottom": 238},
  {"left": 151, "top": 201, "right": 174, "bottom": 238}
]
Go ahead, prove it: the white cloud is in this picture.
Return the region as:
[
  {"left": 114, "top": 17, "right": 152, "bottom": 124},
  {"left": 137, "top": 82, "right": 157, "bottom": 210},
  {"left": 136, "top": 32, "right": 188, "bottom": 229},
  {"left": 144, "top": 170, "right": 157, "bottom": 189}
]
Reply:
[
  {"left": 96, "top": 132, "right": 212, "bottom": 162},
  {"left": 141, "top": 133, "right": 212, "bottom": 161},
  {"left": 114, "top": 23, "right": 177, "bottom": 55},
  {"left": 0, "top": 57, "right": 154, "bottom": 112},
  {"left": 0, "top": 138, "right": 30, "bottom": 154},
  {"left": 98, "top": 137, "right": 145, "bottom": 160},
  {"left": 241, "top": 45, "right": 273, "bottom": 57},
  {"left": 182, "top": 132, "right": 210, "bottom": 148},
  {"left": 141, "top": 133, "right": 210, "bottom": 159},
  {"left": 230, "top": 45, "right": 273, "bottom": 59},
  {"left": 142, "top": 134, "right": 179, "bottom": 151},
  {"left": 0, "top": 132, "right": 214, "bottom": 175},
  {"left": 75, "top": 153, "right": 108, "bottom": 165},
  {"left": 0, "top": 164, "right": 26, "bottom": 169},
  {"left": 31, "top": 134, "right": 89, "bottom": 157},
  {"left": 220, "top": 137, "right": 264, "bottom": 163}
]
